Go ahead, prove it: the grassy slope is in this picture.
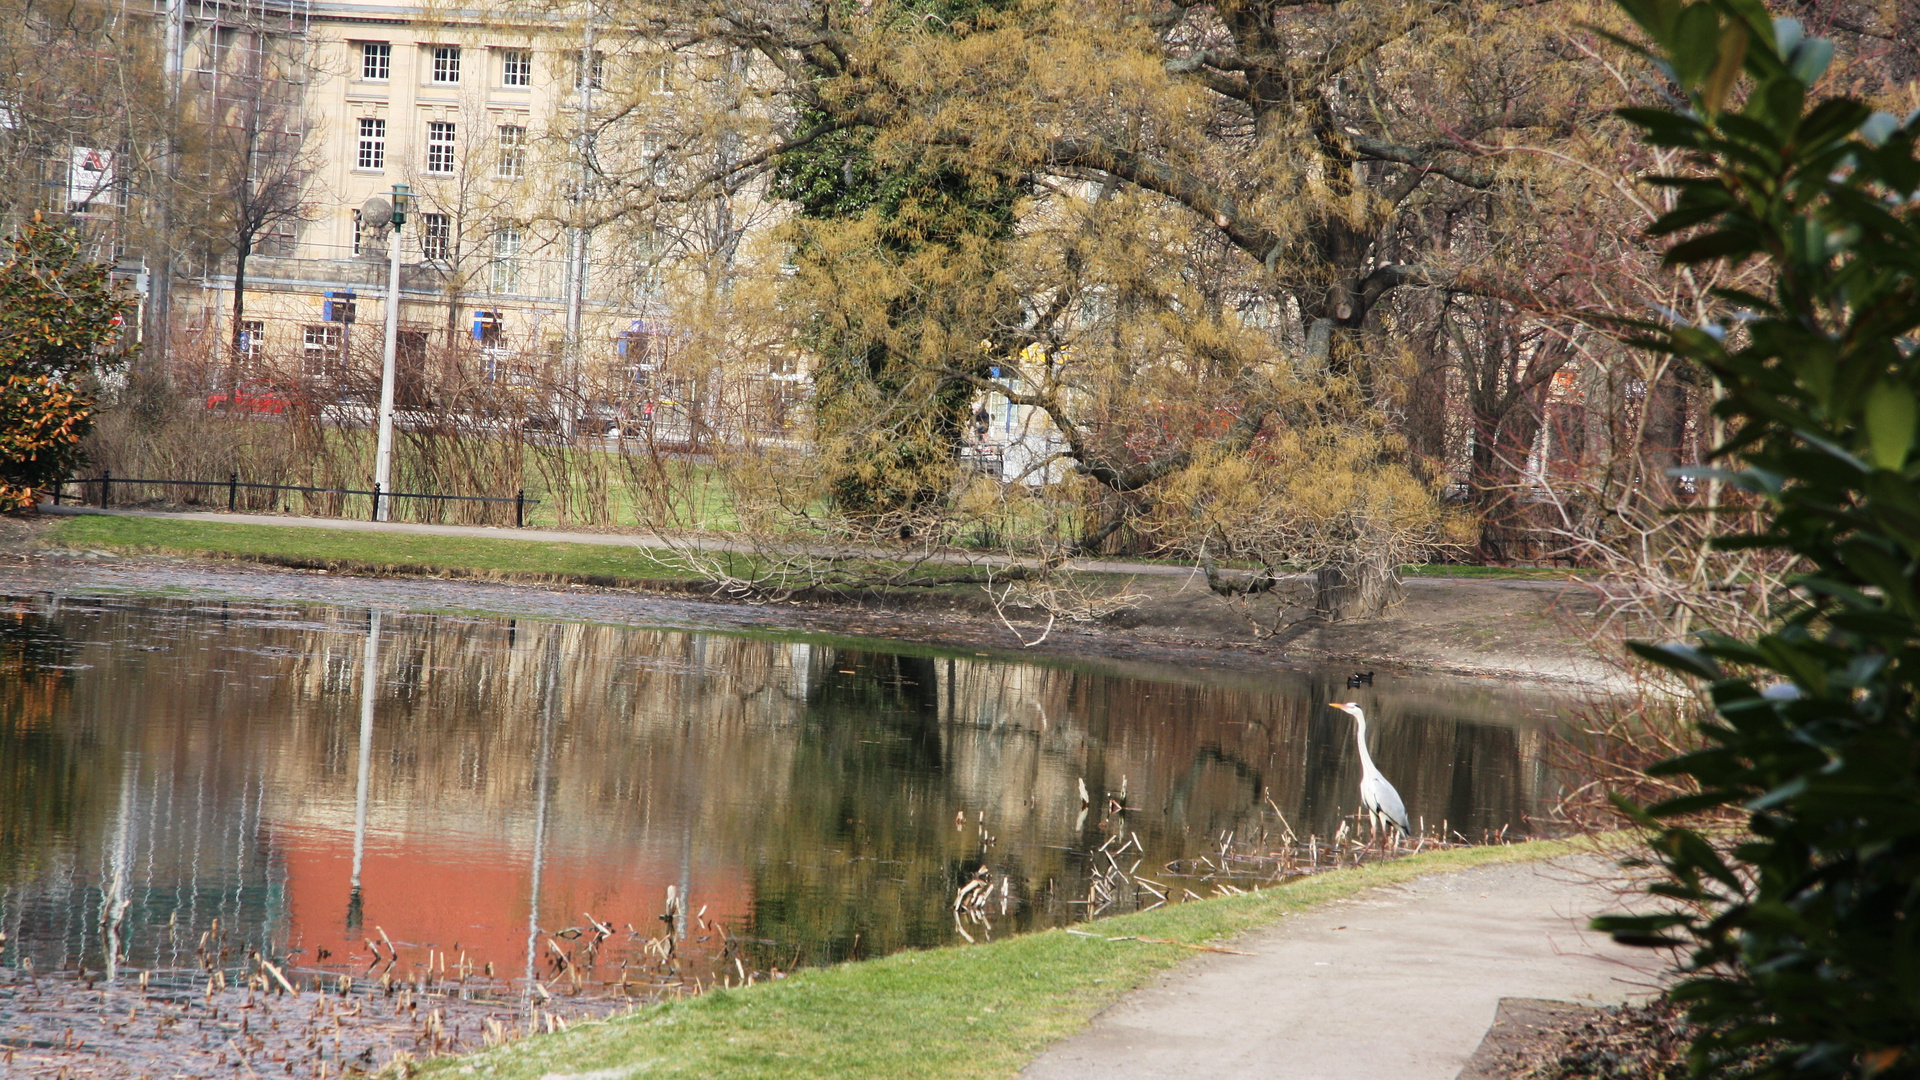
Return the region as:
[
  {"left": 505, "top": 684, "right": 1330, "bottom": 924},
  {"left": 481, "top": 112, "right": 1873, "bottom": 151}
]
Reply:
[
  {"left": 49, "top": 514, "right": 1584, "bottom": 588},
  {"left": 44, "top": 514, "right": 1083, "bottom": 596},
  {"left": 48, "top": 514, "right": 694, "bottom": 584},
  {"left": 429, "top": 840, "right": 1581, "bottom": 1080}
]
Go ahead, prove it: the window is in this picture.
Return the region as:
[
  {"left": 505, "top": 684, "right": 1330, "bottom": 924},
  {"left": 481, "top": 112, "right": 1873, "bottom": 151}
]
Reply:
[
  {"left": 203, "top": 26, "right": 236, "bottom": 73},
  {"left": 361, "top": 42, "right": 391, "bottom": 81},
  {"left": 261, "top": 220, "right": 297, "bottom": 257},
  {"left": 501, "top": 50, "right": 531, "bottom": 87},
  {"left": 639, "top": 133, "right": 667, "bottom": 185},
  {"left": 302, "top": 324, "right": 343, "bottom": 377},
  {"left": 637, "top": 261, "right": 666, "bottom": 304},
  {"left": 238, "top": 320, "right": 264, "bottom": 361},
  {"left": 356, "top": 117, "right": 385, "bottom": 170},
  {"left": 490, "top": 228, "right": 521, "bottom": 294},
  {"left": 495, "top": 125, "right": 525, "bottom": 179},
  {"left": 635, "top": 229, "right": 665, "bottom": 303},
  {"left": 422, "top": 213, "right": 450, "bottom": 261},
  {"left": 574, "top": 49, "right": 604, "bottom": 91},
  {"left": 426, "top": 121, "right": 456, "bottom": 174},
  {"left": 647, "top": 54, "right": 673, "bottom": 93},
  {"left": 430, "top": 46, "right": 460, "bottom": 84}
]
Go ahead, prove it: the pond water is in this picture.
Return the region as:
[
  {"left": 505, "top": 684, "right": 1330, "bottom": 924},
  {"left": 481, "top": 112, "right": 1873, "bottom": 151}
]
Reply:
[{"left": 0, "top": 593, "right": 1571, "bottom": 1013}]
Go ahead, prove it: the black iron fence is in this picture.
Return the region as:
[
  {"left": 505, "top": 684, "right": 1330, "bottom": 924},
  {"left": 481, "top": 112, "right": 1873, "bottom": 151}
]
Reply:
[{"left": 52, "top": 473, "right": 537, "bottom": 528}]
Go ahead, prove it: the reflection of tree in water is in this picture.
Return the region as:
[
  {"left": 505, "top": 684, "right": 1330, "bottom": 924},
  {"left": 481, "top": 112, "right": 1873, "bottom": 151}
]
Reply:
[
  {"left": 745, "top": 649, "right": 978, "bottom": 968},
  {"left": 0, "top": 607, "right": 84, "bottom": 879},
  {"left": 0, "top": 597, "right": 1562, "bottom": 988}
]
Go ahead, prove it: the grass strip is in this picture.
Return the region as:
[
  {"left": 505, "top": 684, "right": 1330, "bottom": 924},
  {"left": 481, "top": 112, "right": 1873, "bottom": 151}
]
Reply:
[
  {"left": 47, "top": 514, "right": 696, "bottom": 586},
  {"left": 44, "top": 514, "right": 1118, "bottom": 599},
  {"left": 427, "top": 839, "right": 1584, "bottom": 1080}
]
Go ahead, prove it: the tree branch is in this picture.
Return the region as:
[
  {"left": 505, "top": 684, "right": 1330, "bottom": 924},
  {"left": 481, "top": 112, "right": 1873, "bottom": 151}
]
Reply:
[
  {"left": 1345, "top": 133, "right": 1497, "bottom": 190},
  {"left": 1046, "top": 137, "right": 1281, "bottom": 267}
]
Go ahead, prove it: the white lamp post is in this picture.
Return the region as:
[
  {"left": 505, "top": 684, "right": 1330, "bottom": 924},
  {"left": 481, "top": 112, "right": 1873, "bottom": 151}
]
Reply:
[{"left": 373, "top": 183, "right": 410, "bottom": 522}]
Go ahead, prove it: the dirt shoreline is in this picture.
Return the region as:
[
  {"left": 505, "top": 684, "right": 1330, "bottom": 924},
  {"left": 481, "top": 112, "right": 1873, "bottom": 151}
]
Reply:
[{"left": 4, "top": 513, "right": 1619, "bottom": 689}]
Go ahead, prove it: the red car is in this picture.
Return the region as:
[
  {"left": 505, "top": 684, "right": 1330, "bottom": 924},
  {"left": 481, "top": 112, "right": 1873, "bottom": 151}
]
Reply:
[{"left": 206, "top": 382, "right": 295, "bottom": 413}]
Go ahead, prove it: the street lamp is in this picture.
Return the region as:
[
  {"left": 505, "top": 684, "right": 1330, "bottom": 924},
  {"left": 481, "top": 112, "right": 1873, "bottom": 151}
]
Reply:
[{"left": 373, "top": 182, "right": 409, "bottom": 522}]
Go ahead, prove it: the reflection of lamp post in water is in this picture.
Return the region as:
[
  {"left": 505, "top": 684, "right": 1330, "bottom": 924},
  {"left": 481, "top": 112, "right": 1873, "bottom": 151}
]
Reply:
[
  {"left": 103, "top": 754, "right": 137, "bottom": 983},
  {"left": 523, "top": 630, "right": 559, "bottom": 1010},
  {"left": 348, "top": 610, "right": 381, "bottom": 931},
  {"left": 371, "top": 184, "right": 410, "bottom": 522}
]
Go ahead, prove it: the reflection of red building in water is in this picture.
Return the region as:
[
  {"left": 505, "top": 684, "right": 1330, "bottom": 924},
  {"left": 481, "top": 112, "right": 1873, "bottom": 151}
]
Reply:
[{"left": 276, "top": 829, "right": 753, "bottom": 978}]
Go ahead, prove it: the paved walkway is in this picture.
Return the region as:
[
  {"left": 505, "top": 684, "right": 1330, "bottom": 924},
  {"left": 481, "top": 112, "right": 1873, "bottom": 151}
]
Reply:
[{"left": 1020, "top": 856, "right": 1662, "bottom": 1080}]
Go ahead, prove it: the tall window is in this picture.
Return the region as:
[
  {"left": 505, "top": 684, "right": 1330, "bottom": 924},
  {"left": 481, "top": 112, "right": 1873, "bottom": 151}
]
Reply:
[
  {"left": 422, "top": 213, "right": 451, "bottom": 261},
  {"left": 490, "top": 228, "right": 521, "bottom": 294},
  {"left": 205, "top": 27, "right": 235, "bottom": 73},
  {"left": 356, "top": 117, "right": 385, "bottom": 170},
  {"left": 238, "top": 320, "right": 265, "bottom": 361},
  {"left": 430, "top": 46, "right": 460, "bottom": 84},
  {"left": 574, "top": 49, "right": 604, "bottom": 91},
  {"left": 351, "top": 209, "right": 363, "bottom": 255},
  {"left": 262, "top": 220, "right": 297, "bottom": 257},
  {"left": 501, "top": 50, "right": 531, "bottom": 87},
  {"left": 360, "top": 42, "right": 390, "bottom": 80},
  {"left": 634, "top": 230, "right": 666, "bottom": 303},
  {"left": 639, "top": 134, "right": 667, "bottom": 185},
  {"left": 495, "top": 125, "right": 525, "bottom": 179},
  {"left": 302, "top": 324, "right": 342, "bottom": 378},
  {"left": 426, "top": 121, "right": 456, "bottom": 175}
]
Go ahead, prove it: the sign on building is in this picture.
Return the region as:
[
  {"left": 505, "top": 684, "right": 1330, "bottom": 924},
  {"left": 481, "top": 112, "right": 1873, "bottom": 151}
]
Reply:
[{"left": 68, "top": 147, "right": 118, "bottom": 212}]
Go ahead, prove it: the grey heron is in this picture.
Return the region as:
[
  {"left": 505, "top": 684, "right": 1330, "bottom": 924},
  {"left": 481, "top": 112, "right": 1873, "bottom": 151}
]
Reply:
[{"left": 1329, "top": 702, "right": 1410, "bottom": 843}]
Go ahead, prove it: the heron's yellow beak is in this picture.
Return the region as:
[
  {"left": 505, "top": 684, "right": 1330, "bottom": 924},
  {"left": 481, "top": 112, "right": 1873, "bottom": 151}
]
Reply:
[{"left": 1328, "top": 701, "right": 1340, "bottom": 708}]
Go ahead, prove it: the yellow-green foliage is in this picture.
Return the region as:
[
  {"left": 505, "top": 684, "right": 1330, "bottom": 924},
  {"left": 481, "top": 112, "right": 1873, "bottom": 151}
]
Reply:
[{"left": 1151, "top": 424, "right": 1470, "bottom": 573}]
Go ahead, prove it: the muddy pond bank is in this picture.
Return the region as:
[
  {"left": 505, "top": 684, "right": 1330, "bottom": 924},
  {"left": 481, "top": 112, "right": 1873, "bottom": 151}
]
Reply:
[{"left": 3, "top": 513, "right": 1615, "bottom": 688}]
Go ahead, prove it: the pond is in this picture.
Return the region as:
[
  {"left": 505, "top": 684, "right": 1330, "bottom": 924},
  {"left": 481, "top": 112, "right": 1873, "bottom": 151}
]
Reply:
[{"left": 0, "top": 593, "right": 1573, "bottom": 1072}]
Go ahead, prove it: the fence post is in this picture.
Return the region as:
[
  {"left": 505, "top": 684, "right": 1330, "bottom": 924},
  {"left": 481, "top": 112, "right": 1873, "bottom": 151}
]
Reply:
[
  {"left": 51, "top": 481, "right": 61, "bottom": 507},
  {"left": 371, "top": 483, "right": 381, "bottom": 522},
  {"left": 229, "top": 471, "right": 239, "bottom": 512},
  {"left": 100, "top": 470, "right": 111, "bottom": 508},
  {"left": 515, "top": 490, "right": 525, "bottom": 529}
]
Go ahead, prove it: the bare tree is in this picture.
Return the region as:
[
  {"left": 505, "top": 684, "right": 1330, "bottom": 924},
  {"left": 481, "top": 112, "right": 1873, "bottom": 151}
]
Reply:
[{"left": 185, "top": 21, "right": 320, "bottom": 381}]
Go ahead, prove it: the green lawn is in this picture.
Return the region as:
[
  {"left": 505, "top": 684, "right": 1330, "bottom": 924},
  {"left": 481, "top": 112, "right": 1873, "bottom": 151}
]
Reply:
[
  {"left": 45, "top": 514, "right": 1013, "bottom": 593},
  {"left": 49, "top": 514, "right": 696, "bottom": 585},
  {"left": 423, "top": 839, "right": 1588, "bottom": 1080},
  {"left": 47, "top": 514, "right": 1592, "bottom": 594}
]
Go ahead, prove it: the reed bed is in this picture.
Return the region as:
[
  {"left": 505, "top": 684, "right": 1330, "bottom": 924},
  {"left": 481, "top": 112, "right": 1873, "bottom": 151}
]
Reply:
[{"left": 1, "top": 886, "right": 796, "bottom": 1080}]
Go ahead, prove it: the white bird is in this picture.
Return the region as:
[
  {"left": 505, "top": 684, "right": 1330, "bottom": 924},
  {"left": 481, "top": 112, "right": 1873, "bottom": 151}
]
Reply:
[{"left": 1329, "top": 701, "right": 1411, "bottom": 843}]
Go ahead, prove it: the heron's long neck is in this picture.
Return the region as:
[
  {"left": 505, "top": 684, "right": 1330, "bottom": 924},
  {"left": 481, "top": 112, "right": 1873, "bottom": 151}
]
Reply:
[{"left": 1353, "top": 715, "right": 1377, "bottom": 773}]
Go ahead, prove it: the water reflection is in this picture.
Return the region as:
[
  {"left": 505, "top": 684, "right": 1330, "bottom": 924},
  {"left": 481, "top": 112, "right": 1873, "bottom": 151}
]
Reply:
[{"left": 0, "top": 594, "right": 1567, "bottom": 991}]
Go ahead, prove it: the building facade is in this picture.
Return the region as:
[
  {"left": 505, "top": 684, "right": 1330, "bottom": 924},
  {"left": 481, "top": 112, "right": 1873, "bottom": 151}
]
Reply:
[{"left": 177, "top": 0, "right": 686, "bottom": 420}]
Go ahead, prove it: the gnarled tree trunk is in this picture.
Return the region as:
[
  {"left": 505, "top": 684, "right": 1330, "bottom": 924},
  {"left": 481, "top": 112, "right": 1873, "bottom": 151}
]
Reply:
[{"left": 1315, "top": 547, "right": 1406, "bottom": 622}]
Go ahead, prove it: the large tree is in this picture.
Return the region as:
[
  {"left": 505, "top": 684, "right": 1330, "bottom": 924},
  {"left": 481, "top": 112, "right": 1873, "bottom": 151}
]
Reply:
[
  {"left": 182, "top": 21, "right": 318, "bottom": 379},
  {"left": 596, "top": 0, "right": 1629, "bottom": 615}
]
